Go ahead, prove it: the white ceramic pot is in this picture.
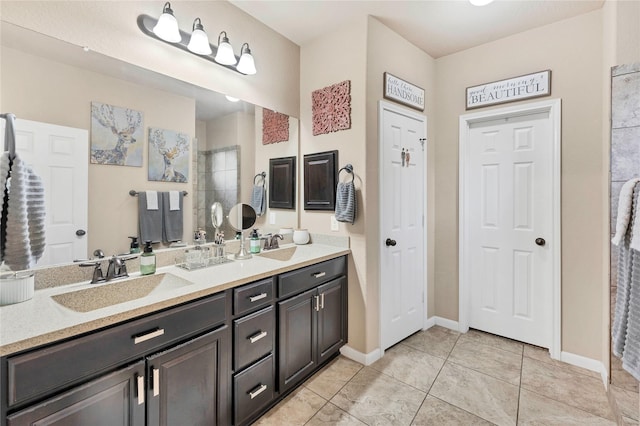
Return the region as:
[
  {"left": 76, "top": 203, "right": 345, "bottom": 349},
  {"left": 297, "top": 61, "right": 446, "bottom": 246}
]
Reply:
[
  {"left": 0, "top": 271, "right": 35, "bottom": 306},
  {"left": 279, "top": 227, "right": 294, "bottom": 235},
  {"left": 292, "top": 229, "right": 310, "bottom": 245}
]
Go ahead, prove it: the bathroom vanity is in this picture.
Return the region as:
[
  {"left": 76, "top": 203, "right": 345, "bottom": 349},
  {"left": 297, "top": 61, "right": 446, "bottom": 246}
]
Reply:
[{"left": 0, "top": 245, "right": 348, "bottom": 426}]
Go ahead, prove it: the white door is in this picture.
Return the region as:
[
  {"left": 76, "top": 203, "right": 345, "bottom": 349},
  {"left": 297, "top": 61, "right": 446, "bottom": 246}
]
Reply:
[
  {"left": 2, "top": 119, "right": 88, "bottom": 266},
  {"left": 380, "top": 101, "right": 426, "bottom": 350},
  {"left": 460, "top": 100, "right": 561, "bottom": 350}
]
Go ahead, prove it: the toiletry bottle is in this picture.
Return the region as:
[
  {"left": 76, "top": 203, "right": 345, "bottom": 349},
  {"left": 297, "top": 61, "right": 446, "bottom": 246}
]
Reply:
[
  {"left": 140, "top": 241, "right": 156, "bottom": 275},
  {"left": 129, "top": 236, "right": 140, "bottom": 253},
  {"left": 250, "top": 229, "right": 260, "bottom": 254}
]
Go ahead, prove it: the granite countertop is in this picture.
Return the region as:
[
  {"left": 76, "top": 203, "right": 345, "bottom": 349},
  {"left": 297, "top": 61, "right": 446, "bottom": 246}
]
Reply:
[{"left": 0, "top": 243, "right": 350, "bottom": 357}]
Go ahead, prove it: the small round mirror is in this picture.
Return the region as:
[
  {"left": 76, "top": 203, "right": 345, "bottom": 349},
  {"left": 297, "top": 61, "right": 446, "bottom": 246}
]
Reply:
[
  {"left": 227, "top": 203, "right": 257, "bottom": 231},
  {"left": 211, "top": 202, "right": 224, "bottom": 230}
]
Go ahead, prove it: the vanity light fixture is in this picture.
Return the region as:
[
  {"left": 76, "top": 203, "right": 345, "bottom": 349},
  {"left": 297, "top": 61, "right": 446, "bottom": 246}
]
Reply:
[
  {"left": 225, "top": 95, "right": 240, "bottom": 102},
  {"left": 152, "top": 2, "right": 181, "bottom": 43},
  {"left": 138, "top": 9, "right": 257, "bottom": 75},
  {"left": 236, "top": 43, "right": 257, "bottom": 75},
  {"left": 187, "top": 18, "right": 212, "bottom": 55},
  {"left": 214, "top": 31, "right": 236, "bottom": 65}
]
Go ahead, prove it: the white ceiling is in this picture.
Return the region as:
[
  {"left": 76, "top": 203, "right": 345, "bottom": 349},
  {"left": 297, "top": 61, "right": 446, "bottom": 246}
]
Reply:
[{"left": 229, "top": 0, "right": 604, "bottom": 58}]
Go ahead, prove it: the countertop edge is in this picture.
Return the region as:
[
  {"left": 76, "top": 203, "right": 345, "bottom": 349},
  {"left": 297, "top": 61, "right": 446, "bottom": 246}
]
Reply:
[{"left": 1, "top": 248, "right": 350, "bottom": 357}]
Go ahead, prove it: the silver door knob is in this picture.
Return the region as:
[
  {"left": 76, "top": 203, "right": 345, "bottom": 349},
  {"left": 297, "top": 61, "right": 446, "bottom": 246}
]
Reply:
[{"left": 535, "top": 238, "right": 546, "bottom": 246}]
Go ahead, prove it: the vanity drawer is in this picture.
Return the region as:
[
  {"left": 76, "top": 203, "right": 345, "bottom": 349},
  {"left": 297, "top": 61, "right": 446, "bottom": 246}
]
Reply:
[
  {"left": 233, "top": 277, "right": 274, "bottom": 316},
  {"left": 278, "top": 256, "right": 346, "bottom": 298},
  {"left": 234, "top": 306, "right": 275, "bottom": 371},
  {"left": 7, "top": 291, "right": 228, "bottom": 408},
  {"left": 234, "top": 354, "right": 275, "bottom": 426}
]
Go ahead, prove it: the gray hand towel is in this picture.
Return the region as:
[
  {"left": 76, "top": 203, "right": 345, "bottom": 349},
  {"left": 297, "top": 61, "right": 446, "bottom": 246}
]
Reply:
[
  {"left": 162, "top": 191, "right": 183, "bottom": 243},
  {"left": 250, "top": 185, "right": 266, "bottom": 216},
  {"left": 335, "top": 181, "right": 356, "bottom": 224},
  {"left": 138, "top": 192, "right": 162, "bottom": 244}
]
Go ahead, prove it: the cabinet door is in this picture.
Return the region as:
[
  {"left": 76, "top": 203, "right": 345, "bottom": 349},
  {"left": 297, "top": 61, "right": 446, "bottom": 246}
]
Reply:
[
  {"left": 317, "top": 277, "right": 347, "bottom": 364},
  {"left": 7, "top": 361, "right": 145, "bottom": 426},
  {"left": 278, "top": 288, "right": 317, "bottom": 393},
  {"left": 146, "top": 326, "right": 230, "bottom": 426}
]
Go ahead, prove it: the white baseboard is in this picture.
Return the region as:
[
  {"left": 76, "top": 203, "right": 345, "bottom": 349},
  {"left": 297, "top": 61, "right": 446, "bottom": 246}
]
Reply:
[
  {"left": 560, "top": 351, "right": 608, "bottom": 386},
  {"left": 340, "top": 345, "right": 381, "bottom": 366},
  {"left": 427, "top": 316, "right": 459, "bottom": 332},
  {"left": 423, "top": 316, "right": 436, "bottom": 329}
]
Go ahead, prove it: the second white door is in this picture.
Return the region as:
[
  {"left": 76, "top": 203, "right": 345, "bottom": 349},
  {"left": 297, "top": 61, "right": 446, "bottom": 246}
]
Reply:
[
  {"left": 380, "top": 101, "right": 426, "bottom": 351},
  {"left": 464, "top": 105, "right": 557, "bottom": 348}
]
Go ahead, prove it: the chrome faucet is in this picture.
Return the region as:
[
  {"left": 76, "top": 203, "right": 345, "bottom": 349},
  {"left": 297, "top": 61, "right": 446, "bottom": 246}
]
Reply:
[
  {"left": 106, "top": 255, "right": 136, "bottom": 281},
  {"left": 264, "top": 234, "right": 283, "bottom": 250},
  {"left": 77, "top": 249, "right": 107, "bottom": 284}
]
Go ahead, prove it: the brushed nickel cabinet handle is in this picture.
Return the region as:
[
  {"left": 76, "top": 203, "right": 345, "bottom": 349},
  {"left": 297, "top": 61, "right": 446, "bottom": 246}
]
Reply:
[
  {"left": 320, "top": 293, "right": 325, "bottom": 309},
  {"left": 133, "top": 328, "right": 165, "bottom": 345},
  {"left": 314, "top": 295, "right": 320, "bottom": 312},
  {"left": 249, "top": 384, "right": 267, "bottom": 399},
  {"left": 249, "top": 331, "right": 268, "bottom": 343},
  {"left": 153, "top": 368, "right": 160, "bottom": 397},
  {"left": 312, "top": 272, "right": 326, "bottom": 278},
  {"left": 137, "top": 375, "right": 145, "bottom": 405},
  {"left": 249, "top": 293, "right": 268, "bottom": 302}
]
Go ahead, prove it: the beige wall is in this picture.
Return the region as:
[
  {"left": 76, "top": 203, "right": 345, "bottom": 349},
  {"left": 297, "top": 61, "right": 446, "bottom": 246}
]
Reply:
[
  {"left": 0, "top": 1, "right": 300, "bottom": 118},
  {"left": 1, "top": 46, "right": 195, "bottom": 257},
  {"left": 434, "top": 10, "right": 604, "bottom": 359},
  {"left": 300, "top": 17, "right": 369, "bottom": 352},
  {"left": 299, "top": 16, "right": 436, "bottom": 355},
  {"left": 253, "top": 107, "right": 299, "bottom": 231}
]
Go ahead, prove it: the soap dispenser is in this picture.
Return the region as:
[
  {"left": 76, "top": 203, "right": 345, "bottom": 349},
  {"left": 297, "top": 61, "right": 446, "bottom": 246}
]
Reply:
[
  {"left": 250, "top": 229, "right": 261, "bottom": 254},
  {"left": 140, "top": 241, "right": 156, "bottom": 275},
  {"left": 129, "top": 236, "right": 140, "bottom": 254}
]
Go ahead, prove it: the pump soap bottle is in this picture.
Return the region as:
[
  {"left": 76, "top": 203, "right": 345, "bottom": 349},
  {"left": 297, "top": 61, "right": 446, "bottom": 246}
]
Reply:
[
  {"left": 250, "top": 229, "right": 261, "bottom": 254},
  {"left": 129, "top": 236, "right": 140, "bottom": 253},
  {"left": 140, "top": 241, "right": 156, "bottom": 275}
]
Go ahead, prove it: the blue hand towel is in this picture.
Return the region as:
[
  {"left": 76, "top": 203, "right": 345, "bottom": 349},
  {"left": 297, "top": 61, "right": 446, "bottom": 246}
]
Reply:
[
  {"left": 250, "top": 185, "right": 266, "bottom": 216},
  {"left": 162, "top": 191, "right": 183, "bottom": 243},
  {"left": 335, "top": 181, "right": 356, "bottom": 224},
  {"left": 138, "top": 191, "right": 162, "bottom": 243}
]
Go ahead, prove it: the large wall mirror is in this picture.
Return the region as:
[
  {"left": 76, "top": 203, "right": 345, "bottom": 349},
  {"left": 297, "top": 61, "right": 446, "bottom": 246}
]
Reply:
[{"left": 0, "top": 21, "right": 299, "bottom": 266}]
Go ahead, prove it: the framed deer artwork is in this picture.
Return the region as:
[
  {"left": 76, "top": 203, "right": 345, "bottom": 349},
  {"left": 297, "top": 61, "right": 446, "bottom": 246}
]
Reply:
[
  {"left": 90, "top": 102, "right": 144, "bottom": 167},
  {"left": 148, "top": 128, "right": 190, "bottom": 183}
]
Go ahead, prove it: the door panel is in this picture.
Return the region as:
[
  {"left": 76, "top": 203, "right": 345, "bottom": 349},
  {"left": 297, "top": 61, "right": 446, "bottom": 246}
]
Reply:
[
  {"left": 380, "top": 103, "right": 426, "bottom": 350},
  {"left": 317, "top": 277, "right": 346, "bottom": 363},
  {"left": 2, "top": 119, "right": 88, "bottom": 266},
  {"left": 467, "top": 111, "right": 553, "bottom": 347}
]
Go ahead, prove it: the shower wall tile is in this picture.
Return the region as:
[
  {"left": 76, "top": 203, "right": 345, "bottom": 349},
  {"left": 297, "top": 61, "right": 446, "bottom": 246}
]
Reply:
[
  {"left": 611, "top": 127, "right": 640, "bottom": 181},
  {"left": 613, "top": 63, "right": 640, "bottom": 77},
  {"left": 612, "top": 72, "right": 640, "bottom": 129},
  {"left": 226, "top": 149, "right": 238, "bottom": 170},
  {"left": 611, "top": 181, "right": 626, "bottom": 234}
]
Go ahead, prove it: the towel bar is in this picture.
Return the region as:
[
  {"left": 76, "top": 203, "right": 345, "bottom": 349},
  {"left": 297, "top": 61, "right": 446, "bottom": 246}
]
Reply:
[{"left": 129, "top": 190, "right": 188, "bottom": 196}]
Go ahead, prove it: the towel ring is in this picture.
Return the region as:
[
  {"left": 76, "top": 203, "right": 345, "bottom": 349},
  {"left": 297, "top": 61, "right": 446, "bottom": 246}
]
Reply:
[
  {"left": 338, "top": 164, "right": 354, "bottom": 183},
  {"left": 254, "top": 171, "right": 266, "bottom": 186}
]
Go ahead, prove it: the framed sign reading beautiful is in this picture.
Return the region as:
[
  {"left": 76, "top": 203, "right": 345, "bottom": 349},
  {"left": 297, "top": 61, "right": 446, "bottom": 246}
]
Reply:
[
  {"left": 466, "top": 70, "right": 551, "bottom": 110},
  {"left": 383, "top": 72, "right": 425, "bottom": 111}
]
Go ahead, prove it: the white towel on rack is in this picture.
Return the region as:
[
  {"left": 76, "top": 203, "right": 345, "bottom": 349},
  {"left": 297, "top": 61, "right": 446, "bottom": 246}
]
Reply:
[
  {"left": 145, "top": 190, "right": 159, "bottom": 210},
  {"left": 169, "top": 191, "right": 180, "bottom": 211},
  {"left": 612, "top": 178, "right": 640, "bottom": 246}
]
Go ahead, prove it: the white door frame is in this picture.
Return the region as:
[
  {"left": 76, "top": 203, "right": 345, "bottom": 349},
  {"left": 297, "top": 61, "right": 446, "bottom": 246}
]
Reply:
[
  {"left": 458, "top": 98, "right": 561, "bottom": 359},
  {"left": 378, "top": 100, "right": 428, "bottom": 352}
]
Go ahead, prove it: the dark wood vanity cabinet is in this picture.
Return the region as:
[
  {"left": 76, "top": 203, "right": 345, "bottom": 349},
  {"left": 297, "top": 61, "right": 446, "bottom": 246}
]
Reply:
[
  {"left": 277, "top": 258, "right": 347, "bottom": 394},
  {"left": 2, "top": 292, "right": 231, "bottom": 426},
  {"left": 1, "top": 255, "right": 347, "bottom": 426}
]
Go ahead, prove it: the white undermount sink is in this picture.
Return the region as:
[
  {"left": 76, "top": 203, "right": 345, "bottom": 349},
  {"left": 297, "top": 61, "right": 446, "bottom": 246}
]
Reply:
[
  {"left": 257, "top": 246, "right": 297, "bottom": 261},
  {"left": 50, "top": 273, "right": 192, "bottom": 313}
]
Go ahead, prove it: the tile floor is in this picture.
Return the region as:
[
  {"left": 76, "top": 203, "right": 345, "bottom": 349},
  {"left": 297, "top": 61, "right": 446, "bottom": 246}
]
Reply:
[{"left": 255, "top": 326, "right": 640, "bottom": 425}]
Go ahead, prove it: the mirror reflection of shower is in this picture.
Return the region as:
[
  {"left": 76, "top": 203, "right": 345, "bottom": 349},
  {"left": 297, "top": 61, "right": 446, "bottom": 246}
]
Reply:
[{"left": 196, "top": 145, "right": 240, "bottom": 242}]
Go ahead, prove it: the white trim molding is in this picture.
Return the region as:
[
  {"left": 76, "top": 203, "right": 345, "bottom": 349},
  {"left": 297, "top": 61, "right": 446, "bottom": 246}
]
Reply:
[
  {"left": 340, "top": 345, "right": 381, "bottom": 366},
  {"left": 560, "top": 352, "right": 608, "bottom": 387},
  {"left": 458, "top": 98, "right": 562, "bottom": 359}
]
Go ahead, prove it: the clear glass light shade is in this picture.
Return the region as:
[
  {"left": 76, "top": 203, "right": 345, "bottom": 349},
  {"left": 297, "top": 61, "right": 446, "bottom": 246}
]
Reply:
[
  {"left": 225, "top": 95, "right": 240, "bottom": 102},
  {"left": 153, "top": 8, "right": 181, "bottom": 43},
  {"left": 214, "top": 40, "right": 236, "bottom": 65},
  {"left": 237, "top": 47, "right": 256, "bottom": 75},
  {"left": 188, "top": 29, "right": 212, "bottom": 55}
]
